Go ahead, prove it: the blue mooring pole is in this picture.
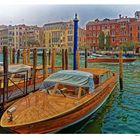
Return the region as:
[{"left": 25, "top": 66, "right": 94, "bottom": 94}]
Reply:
[{"left": 73, "top": 13, "right": 79, "bottom": 70}]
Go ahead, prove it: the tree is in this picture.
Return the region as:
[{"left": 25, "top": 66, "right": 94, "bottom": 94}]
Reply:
[
  {"left": 98, "top": 32, "right": 105, "bottom": 50},
  {"left": 121, "top": 41, "right": 135, "bottom": 54},
  {"left": 105, "top": 35, "right": 110, "bottom": 51}
]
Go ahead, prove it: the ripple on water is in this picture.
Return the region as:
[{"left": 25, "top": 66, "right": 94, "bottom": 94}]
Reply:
[{"left": 0, "top": 55, "right": 140, "bottom": 134}]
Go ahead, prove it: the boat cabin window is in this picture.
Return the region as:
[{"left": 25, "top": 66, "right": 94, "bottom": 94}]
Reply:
[{"left": 47, "top": 83, "right": 89, "bottom": 98}]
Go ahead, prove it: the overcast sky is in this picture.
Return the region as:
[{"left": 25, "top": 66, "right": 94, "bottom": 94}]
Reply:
[{"left": 0, "top": 5, "right": 140, "bottom": 27}]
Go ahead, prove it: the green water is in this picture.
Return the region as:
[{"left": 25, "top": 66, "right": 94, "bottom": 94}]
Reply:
[{"left": 0, "top": 53, "right": 140, "bottom": 134}]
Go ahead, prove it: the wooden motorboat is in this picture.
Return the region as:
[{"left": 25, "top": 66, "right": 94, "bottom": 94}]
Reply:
[
  {"left": 87, "top": 57, "right": 136, "bottom": 63},
  {"left": 0, "top": 68, "right": 117, "bottom": 133}
]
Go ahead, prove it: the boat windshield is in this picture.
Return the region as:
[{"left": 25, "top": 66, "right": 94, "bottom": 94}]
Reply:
[{"left": 41, "top": 82, "right": 89, "bottom": 98}]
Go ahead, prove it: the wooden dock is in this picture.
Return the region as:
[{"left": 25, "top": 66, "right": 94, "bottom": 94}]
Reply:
[{"left": 0, "top": 47, "right": 73, "bottom": 113}]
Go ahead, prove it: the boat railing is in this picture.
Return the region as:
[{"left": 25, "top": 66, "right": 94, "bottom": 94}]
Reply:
[{"left": 0, "top": 69, "right": 29, "bottom": 107}]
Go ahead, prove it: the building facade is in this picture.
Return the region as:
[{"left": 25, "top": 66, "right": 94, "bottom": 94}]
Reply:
[
  {"left": 44, "top": 21, "right": 87, "bottom": 52},
  {"left": 129, "top": 11, "right": 140, "bottom": 53},
  {"left": 86, "top": 15, "right": 136, "bottom": 50},
  {"left": 0, "top": 24, "right": 44, "bottom": 49}
]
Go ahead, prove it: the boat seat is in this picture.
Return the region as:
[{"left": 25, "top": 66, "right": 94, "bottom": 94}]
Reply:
[
  {"left": 58, "top": 88, "right": 67, "bottom": 97},
  {"left": 60, "top": 88, "right": 67, "bottom": 93}
]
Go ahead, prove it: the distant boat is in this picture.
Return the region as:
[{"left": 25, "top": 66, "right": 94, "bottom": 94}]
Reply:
[
  {"left": 0, "top": 68, "right": 117, "bottom": 133},
  {"left": 89, "top": 53, "right": 106, "bottom": 58},
  {"left": 87, "top": 57, "right": 136, "bottom": 63}
]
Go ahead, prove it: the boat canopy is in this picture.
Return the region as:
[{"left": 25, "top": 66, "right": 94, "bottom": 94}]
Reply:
[
  {"left": 40, "top": 70, "right": 94, "bottom": 93},
  {"left": 8, "top": 64, "right": 31, "bottom": 73},
  {"left": 0, "top": 64, "right": 31, "bottom": 77}
]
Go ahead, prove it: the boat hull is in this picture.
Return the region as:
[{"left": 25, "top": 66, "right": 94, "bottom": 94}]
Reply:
[
  {"left": 6, "top": 75, "right": 117, "bottom": 134},
  {"left": 87, "top": 58, "right": 136, "bottom": 63}
]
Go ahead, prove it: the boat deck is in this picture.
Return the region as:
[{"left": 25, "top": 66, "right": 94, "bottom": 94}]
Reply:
[
  {"left": 1, "top": 91, "right": 91, "bottom": 127},
  {"left": 79, "top": 68, "right": 109, "bottom": 76}
]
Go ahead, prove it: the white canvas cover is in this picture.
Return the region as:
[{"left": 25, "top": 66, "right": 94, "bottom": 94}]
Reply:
[{"left": 40, "top": 70, "right": 94, "bottom": 93}]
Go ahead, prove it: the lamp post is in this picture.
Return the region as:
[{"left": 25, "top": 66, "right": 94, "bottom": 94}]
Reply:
[{"left": 73, "top": 13, "right": 79, "bottom": 70}]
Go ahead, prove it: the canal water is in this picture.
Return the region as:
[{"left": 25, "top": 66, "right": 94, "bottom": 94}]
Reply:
[{"left": 0, "top": 53, "right": 140, "bottom": 134}]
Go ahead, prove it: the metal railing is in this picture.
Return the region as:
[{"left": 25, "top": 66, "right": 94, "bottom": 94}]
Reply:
[{"left": 0, "top": 70, "right": 28, "bottom": 105}]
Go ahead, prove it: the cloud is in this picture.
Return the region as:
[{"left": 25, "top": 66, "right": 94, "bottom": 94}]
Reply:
[{"left": 0, "top": 5, "right": 139, "bottom": 26}]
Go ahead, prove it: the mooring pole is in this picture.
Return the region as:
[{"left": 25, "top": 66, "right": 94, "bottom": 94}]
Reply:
[
  {"left": 62, "top": 48, "right": 65, "bottom": 70},
  {"left": 48, "top": 49, "right": 51, "bottom": 66},
  {"left": 12, "top": 48, "right": 16, "bottom": 64},
  {"left": 10, "top": 47, "right": 13, "bottom": 64},
  {"left": 27, "top": 48, "right": 30, "bottom": 64},
  {"left": 119, "top": 46, "right": 123, "bottom": 91},
  {"left": 76, "top": 49, "right": 80, "bottom": 69},
  {"left": 42, "top": 49, "right": 48, "bottom": 80},
  {"left": 33, "top": 48, "right": 37, "bottom": 91},
  {"left": 51, "top": 48, "right": 55, "bottom": 73},
  {"left": 17, "top": 49, "right": 20, "bottom": 64},
  {"left": 3, "top": 46, "right": 8, "bottom": 105},
  {"left": 85, "top": 48, "right": 88, "bottom": 68},
  {"left": 73, "top": 13, "right": 79, "bottom": 70},
  {"left": 22, "top": 48, "right": 26, "bottom": 64},
  {"left": 65, "top": 49, "right": 68, "bottom": 70}
]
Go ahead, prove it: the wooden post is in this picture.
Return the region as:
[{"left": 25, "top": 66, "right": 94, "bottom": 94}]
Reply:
[
  {"left": 62, "top": 49, "right": 65, "bottom": 70},
  {"left": 12, "top": 48, "right": 16, "bottom": 64},
  {"left": 48, "top": 49, "right": 51, "bottom": 66},
  {"left": 27, "top": 48, "right": 30, "bottom": 64},
  {"left": 65, "top": 49, "right": 68, "bottom": 70},
  {"left": 119, "top": 46, "right": 123, "bottom": 91},
  {"left": 73, "top": 13, "right": 79, "bottom": 70},
  {"left": 10, "top": 47, "right": 13, "bottom": 64},
  {"left": 85, "top": 48, "right": 88, "bottom": 68},
  {"left": 78, "top": 87, "right": 82, "bottom": 99},
  {"left": 76, "top": 49, "right": 80, "bottom": 69},
  {"left": 42, "top": 49, "right": 48, "bottom": 80},
  {"left": 3, "top": 46, "right": 8, "bottom": 104},
  {"left": 51, "top": 48, "right": 55, "bottom": 73},
  {"left": 17, "top": 49, "right": 20, "bottom": 64},
  {"left": 22, "top": 48, "right": 26, "bottom": 64},
  {"left": 33, "top": 48, "right": 37, "bottom": 91}
]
